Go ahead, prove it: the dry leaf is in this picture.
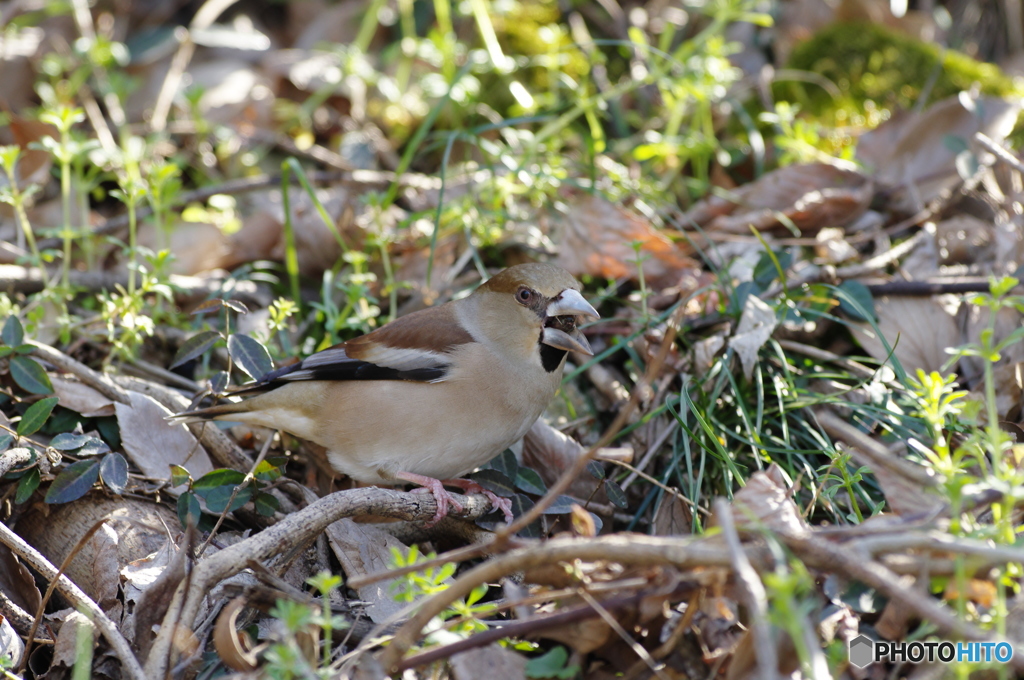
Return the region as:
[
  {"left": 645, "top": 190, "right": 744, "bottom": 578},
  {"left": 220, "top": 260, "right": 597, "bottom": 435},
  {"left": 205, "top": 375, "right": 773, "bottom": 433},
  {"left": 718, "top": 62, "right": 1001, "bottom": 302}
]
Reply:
[
  {"left": 213, "top": 597, "right": 259, "bottom": 672},
  {"left": 238, "top": 185, "right": 357, "bottom": 275},
  {"left": 187, "top": 59, "right": 274, "bottom": 127},
  {"left": 652, "top": 492, "right": 693, "bottom": 536},
  {"left": 90, "top": 523, "right": 122, "bottom": 620},
  {"left": 693, "top": 333, "right": 725, "bottom": 377},
  {"left": 557, "top": 193, "right": 695, "bottom": 284},
  {"left": 728, "top": 295, "right": 778, "bottom": 379},
  {"left": 0, "top": 615, "right": 23, "bottom": 667},
  {"left": 684, "top": 163, "right": 872, "bottom": 235},
  {"left": 450, "top": 644, "right": 527, "bottom": 680},
  {"left": 137, "top": 220, "right": 231, "bottom": 275},
  {"left": 16, "top": 496, "right": 177, "bottom": 606},
  {"left": 858, "top": 94, "right": 1020, "bottom": 213},
  {"left": 49, "top": 610, "right": 96, "bottom": 673},
  {"left": 325, "top": 518, "right": 422, "bottom": 624},
  {"left": 50, "top": 375, "right": 116, "bottom": 418},
  {"left": 850, "top": 296, "right": 961, "bottom": 375},
  {"left": 730, "top": 464, "right": 808, "bottom": 534},
  {"left": 0, "top": 545, "right": 42, "bottom": 619},
  {"left": 116, "top": 391, "right": 214, "bottom": 486}
]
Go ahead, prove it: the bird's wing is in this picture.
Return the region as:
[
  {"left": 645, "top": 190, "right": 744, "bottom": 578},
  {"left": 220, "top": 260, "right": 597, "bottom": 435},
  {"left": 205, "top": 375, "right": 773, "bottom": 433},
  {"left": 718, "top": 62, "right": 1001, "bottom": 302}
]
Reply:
[{"left": 236, "top": 303, "right": 474, "bottom": 392}]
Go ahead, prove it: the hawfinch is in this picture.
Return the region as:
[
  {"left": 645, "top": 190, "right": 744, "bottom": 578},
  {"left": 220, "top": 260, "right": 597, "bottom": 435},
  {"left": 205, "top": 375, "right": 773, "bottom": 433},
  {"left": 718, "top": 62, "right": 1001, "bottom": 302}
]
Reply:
[{"left": 178, "top": 263, "right": 599, "bottom": 524}]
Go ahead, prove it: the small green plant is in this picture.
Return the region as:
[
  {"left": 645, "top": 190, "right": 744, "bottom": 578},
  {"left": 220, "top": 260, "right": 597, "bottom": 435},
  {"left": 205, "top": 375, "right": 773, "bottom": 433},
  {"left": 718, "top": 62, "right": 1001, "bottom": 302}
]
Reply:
[
  {"left": 389, "top": 545, "right": 496, "bottom": 637},
  {"left": 263, "top": 571, "right": 349, "bottom": 679}
]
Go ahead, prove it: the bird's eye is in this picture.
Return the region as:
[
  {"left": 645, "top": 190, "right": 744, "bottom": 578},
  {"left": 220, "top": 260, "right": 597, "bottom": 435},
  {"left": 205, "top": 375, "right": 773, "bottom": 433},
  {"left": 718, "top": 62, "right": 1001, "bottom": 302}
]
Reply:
[{"left": 516, "top": 287, "right": 534, "bottom": 304}]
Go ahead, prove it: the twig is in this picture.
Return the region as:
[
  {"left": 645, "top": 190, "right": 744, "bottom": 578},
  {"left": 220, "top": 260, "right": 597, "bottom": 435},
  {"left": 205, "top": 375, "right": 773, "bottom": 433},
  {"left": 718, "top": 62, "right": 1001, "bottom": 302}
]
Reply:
[
  {"left": 0, "top": 521, "right": 145, "bottom": 680},
  {"left": 0, "top": 265, "right": 267, "bottom": 307},
  {"left": 375, "top": 534, "right": 738, "bottom": 672},
  {"left": 197, "top": 434, "right": 276, "bottom": 556},
  {"left": 780, "top": 527, "right": 1024, "bottom": 673},
  {"left": 715, "top": 499, "right": 777, "bottom": 680},
  {"left": 975, "top": 132, "right": 1024, "bottom": 174},
  {"left": 28, "top": 339, "right": 131, "bottom": 405},
  {"left": 396, "top": 590, "right": 646, "bottom": 670},
  {"left": 0, "top": 589, "right": 47, "bottom": 641},
  {"left": 113, "top": 375, "right": 253, "bottom": 472},
  {"left": 142, "top": 486, "right": 500, "bottom": 679},
  {"left": 815, "top": 409, "right": 939, "bottom": 489},
  {"left": 576, "top": 587, "right": 671, "bottom": 680},
  {"left": 21, "top": 520, "right": 111, "bottom": 670}
]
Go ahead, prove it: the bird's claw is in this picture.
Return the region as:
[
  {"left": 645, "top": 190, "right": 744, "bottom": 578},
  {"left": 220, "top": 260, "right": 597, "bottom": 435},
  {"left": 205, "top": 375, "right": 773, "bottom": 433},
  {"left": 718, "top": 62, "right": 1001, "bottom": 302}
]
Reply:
[{"left": 441, "top": 479, "right": 515, "bottom": 524}]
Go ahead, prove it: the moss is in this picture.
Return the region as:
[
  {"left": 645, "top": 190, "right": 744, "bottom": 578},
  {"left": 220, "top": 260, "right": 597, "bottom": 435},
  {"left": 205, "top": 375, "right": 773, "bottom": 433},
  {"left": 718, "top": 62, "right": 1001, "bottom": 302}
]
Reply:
[{"left": 775, "top": 21, "right": 1023, "bottom": 123}]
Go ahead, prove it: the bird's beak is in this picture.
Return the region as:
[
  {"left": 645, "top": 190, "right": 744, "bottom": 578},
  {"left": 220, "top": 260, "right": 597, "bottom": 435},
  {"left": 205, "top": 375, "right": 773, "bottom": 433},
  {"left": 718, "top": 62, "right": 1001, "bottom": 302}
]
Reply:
[
  {"left": 541, "top": 289, "right": 600, "bottom": 356},
  {"left": 546, "top": 289, "right": 600, "bottom": 321}
]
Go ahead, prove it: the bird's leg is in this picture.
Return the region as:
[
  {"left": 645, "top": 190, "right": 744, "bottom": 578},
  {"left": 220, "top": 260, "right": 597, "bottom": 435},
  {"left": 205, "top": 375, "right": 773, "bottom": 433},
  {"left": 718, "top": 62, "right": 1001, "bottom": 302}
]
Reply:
[
  {"left": 438, "top": 478, "right": 514, "bottom": 524},
  {"left": 395, "top": 471, "right": 465, "bottom": 526}
]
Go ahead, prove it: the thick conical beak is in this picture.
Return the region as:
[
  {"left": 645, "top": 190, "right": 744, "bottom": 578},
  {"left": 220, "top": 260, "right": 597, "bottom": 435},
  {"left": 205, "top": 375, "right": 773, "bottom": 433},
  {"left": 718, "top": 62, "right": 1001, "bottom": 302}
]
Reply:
[
  {"left": 546, "top": 289, "right": 600, "bottom": 321},
  {"left": 542, "top": 326, "right": 594, "bottom": 355},
  {"left": 541, "top": 289, "right": 599, "bottom": 356}
]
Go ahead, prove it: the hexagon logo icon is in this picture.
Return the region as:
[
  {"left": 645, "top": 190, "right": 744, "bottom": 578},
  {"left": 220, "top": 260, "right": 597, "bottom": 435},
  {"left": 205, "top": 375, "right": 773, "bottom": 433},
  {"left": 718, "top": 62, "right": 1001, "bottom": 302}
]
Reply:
[{"left": 849, "top": 635, "right": 874, "bottom": 668}]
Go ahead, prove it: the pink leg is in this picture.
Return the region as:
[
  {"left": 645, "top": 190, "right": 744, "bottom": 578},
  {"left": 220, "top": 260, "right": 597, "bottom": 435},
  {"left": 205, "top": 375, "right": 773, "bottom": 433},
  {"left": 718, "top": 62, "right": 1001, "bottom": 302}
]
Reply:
[
  {"left": 439, "top": 478, "right": 515, "bottom": 524},
  {"left": 395, "top": 471, "right": 464, "bottom": 526}
]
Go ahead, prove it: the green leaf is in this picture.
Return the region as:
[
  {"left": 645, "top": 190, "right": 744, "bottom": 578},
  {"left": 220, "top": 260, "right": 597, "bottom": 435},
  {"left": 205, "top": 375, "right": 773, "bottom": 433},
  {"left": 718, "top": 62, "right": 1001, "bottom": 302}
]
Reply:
[
  {"left": 15, "top": 467, "right": 39, "bottom": 503},
  {"left": 45, "top": 459, "right": 101, "bottom": 504},
  {"left": 203, "top": 483, "right": 253, "bottom": 514},
  {"left": 254, "top": 491, "right": 279, "bottom": 517},
  {"left": 485, "top": 449, "right": 519, "bottom": 480},
  {"left": 228, "top": 334, "right": 273, "bottom": 381},
  {"left": 49, "top": 432, "right": 92, "bottom": 450},
  {"left": 193, "top": 468, "right": 246, "bottom": 490},
  {"left": 837, "top": 280, "right": 875, "bottom": 322},
  {"left": 169, "top": 464, "right": 192, "bottom": 488},
  {"left": 76, "top": 438, "right": 110, "bottom": 457},
  {"left": 515, "top": 467, "right": 546, "bottom": 495},
  {"left": 542, "top": 495, "right": 577, "bottom": 514},
  {"left": 177, "top": 491, "right": 202, "bottom": 527},
  {"left": 509, "top": 494, "right": 542, "bottom": 538},
  {"left": 254, "top": 459, "right": 282, "bottom": 482},
  {"left": 14, "top": 344, "right": 33, "bottom": 354},
  {"left": 100, "top": 453, "right": 128, "bottom": 494},
  {"left": 210, "top": 371, "right": 230, "bottom": 394},
  {"left": 753, "top": 248, "right": 792, "bottom": 288},
  {"left": 0, "top": 433, "right": 13, "bottom": 454},
  {"left": 9, "top": 356, "right": 53, "bottom": 395},
  {"left": 526, "top": 646, "right": 578, "bottom": 679},
  {"left": 2, "top": 316, "right": 24, "bottom": 347},
  {"left": 604, "top": 479, "right": 629, "bottom": 509},
  {"left": 18, "top": 397, "right": 58, "bottom": 436},
  {"left": 0, "top": 347, "right": 13, "bottom": 358},
  {"left": 586, "top": 460, "right": 605, "bottom": 480},
  {"left": 468, "top": 469, "right": 516, "bottom": 497},
  {"left": 726, "top": 281, "right": 760, "bottom": 316},
  {"left": 189, "top": 298, "right": 224, "bottom": 316},
  {"left": 224, "top": 299, "right": 249, "bottom": 314},
  {"left": 169, "top": 330, "right": 222, "bottom": 369}
]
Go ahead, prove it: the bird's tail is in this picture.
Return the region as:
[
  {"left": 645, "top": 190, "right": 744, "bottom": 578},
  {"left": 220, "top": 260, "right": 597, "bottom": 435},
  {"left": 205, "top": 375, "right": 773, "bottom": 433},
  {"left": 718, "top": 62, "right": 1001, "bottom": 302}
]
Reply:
[{"left": 168, "top": 400, "right": 249, "bottom": 423}]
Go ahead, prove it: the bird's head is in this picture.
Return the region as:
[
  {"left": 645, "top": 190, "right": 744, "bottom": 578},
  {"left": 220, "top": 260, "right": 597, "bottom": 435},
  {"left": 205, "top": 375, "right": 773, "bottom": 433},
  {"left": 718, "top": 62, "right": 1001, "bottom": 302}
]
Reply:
[{"left": 475, "top": 263, "right": 600, "bottom": 370}]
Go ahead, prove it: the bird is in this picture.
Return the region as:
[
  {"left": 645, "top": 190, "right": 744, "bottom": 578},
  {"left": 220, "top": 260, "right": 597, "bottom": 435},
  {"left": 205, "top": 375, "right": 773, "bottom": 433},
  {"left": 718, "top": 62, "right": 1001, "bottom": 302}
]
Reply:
[{"left": 174, "top": 262, "right": 599, "bottom": 525}]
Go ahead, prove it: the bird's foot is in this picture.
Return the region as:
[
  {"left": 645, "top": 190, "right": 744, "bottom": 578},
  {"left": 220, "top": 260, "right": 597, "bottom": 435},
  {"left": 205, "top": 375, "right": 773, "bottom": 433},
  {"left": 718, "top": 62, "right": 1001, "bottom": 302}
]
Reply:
[
  {"left": 396, "top": 472, "right": 464, "bottom": 526},
  {"left": 440, "top": 479, "right": 515, "bottom": 524}
]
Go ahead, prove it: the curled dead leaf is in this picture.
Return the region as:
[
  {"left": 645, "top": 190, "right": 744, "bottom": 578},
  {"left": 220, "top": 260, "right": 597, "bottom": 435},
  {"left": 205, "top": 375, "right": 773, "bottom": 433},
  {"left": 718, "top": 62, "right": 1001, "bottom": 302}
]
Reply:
[
  {"left": 728, "top": 295, "right": 778, "bottom": 379},
  {"left": 214, "top": 597, "right": 259, "bottom": 672}
]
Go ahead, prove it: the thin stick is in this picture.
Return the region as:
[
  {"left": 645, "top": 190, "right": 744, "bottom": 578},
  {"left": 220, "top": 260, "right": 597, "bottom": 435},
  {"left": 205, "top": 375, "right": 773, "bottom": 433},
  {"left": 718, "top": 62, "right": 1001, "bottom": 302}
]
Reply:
[
  {"left": 715, "top": 499, "right": 777, "bottom": 680},
  {"left": 0, "top": 522, "right": 145, "bottom": 680},
  {"left": 576, "top": 588, "right": 671, "bottom": 680}
]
